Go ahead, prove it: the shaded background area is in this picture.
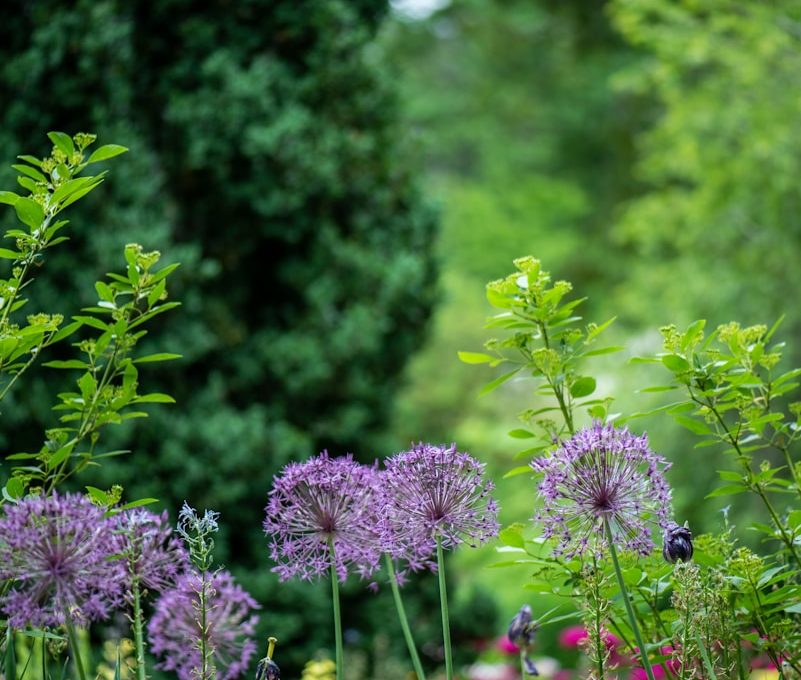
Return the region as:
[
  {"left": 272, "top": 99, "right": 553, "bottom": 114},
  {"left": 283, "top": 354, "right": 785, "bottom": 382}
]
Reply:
[{"left": 2, "top": 0, "right": 801, "bottom": 676}]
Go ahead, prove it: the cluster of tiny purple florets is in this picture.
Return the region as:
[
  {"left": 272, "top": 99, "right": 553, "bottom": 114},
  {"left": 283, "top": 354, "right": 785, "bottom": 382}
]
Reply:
[
  {"left": 0, "top": 493, "right": 257, "bottom": 680},
  {"left": 0, "top": 492, "right": 124, "bottom": 628},
  {"left": 264, "top": 444, "right": 499, "bottom": 584},
  {"left": 148, "top": 570, "right": 260, "bottom": 680},
  {"left": 531, "top": 422, "right": 672, "bottom": 559},
  {"left": 115, "top": 509, "right": 190, "bottom": 595},
  {"left": 381, "top": 443, "right": 500, "bottom": 555}
]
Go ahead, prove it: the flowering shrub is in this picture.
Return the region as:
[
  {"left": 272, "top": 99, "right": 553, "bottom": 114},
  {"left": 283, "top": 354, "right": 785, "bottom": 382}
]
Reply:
[{"left": 463, "top": 256, "right": 801, "bottom": 678}]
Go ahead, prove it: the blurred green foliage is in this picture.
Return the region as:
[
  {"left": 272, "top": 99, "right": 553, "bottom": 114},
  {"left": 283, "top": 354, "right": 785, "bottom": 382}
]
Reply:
[
  {"left": 382, "top": 0, "right": 801, "bottom": 657},
  {"left": 0, "top": 0, "right": 437, "bottom": 673}
]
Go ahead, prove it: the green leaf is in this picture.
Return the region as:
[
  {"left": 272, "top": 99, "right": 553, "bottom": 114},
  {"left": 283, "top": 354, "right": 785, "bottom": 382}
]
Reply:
[
  {"left": 11, "top": 163, "right": 46, "bottom": 182},
  {"left": 133, "top": 353, "right": 183, "bottom": 363},
  {"left": 86, "top": 144, "right": 128, "bottom": 164},
  {"left": 570, "top": 376, "right": 596, "bottom": 398},
  {"left": 47, "top": 131, "right": 75, "bottom": 156},
  {"left": 86, "top": 486, "right": 110, "bottom": 505},
  {"left": 672, "top": 414, "right": 713, "bottom": 435},
  {"left": 133, "top": 393, "right": 176, "bottom": 404},
  {"left": 43, "top": 360, "right": 91, "bottom": 369},
  {"left": 582, "top": 345, "right": 624, "bottom": 357},
  {"left": 5, "top": 476, "right": 24, "bottom": 499},
  {"left": 77, "top": 372, "right": 97, "bottom": 400},
  {"left": 503, "top": 465, "right": 533, "bottom": 479},
  {"left": 16, "top": 155, "right": 42, "bottom": 167},
  {"left": 662, "top": 354, "right": 690, "bottom": 372},
  {"left": 0, "top": 248, "right": 19, "bottom": 259},
  {"left": 6, "top": 627, "right": 16, "bottom": 680},
  {"left": 588, "top": 404, "right": 606, "bottom": 419},
  {"left": 457, "top": 351, "right": 496, "bottom": 365},
  {"left": 72, "top": 315, "right": 109, "bottom": 332},
  {"left": 705, "top": 484, "right": 748, "bottom": 498},
  {"left": 0, "top": 190, "right": 20, "bottom": 205},
  {"left": 508, "top": 428, "right": 535, "bottom": 439},
  {"left": 13, "top": 197, "right": 44, "bottom": 229},
  {"left": 479, "top": 368, "right": 520, "bottom": 396},
  {"left": 499, "top": 524, "right": 526, "bottom": 548},
  {"left": 48, "top": 445, "right": 73, "bottom": 469},
  {"left": 115, "top": 497, "right": 159, "bottom": 511}
]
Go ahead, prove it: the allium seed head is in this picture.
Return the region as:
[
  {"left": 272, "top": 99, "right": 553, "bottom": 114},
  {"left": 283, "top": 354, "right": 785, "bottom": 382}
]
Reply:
[
  {"left": 263, "top": 452, "right": 382, "bottom": 582},
  {"left": 148, "top": 569, "right": 259, "bottom": 680},
  {"left": 381, "top": 443, "right": 499, "bottom": 556},
  {"left": 531, "top": 422, "right": 672, "bottom": 558},
  {"left": 114, "top": 509, "right": 189, "bottom": 595},
  {"left": 0, "top": 492, "right": 124, "bottom": 627}
]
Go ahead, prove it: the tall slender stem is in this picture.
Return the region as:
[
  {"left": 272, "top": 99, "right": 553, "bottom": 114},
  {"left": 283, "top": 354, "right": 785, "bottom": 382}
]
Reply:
[
  {"left": 64, "top": 617, "right": 87, "bottom": 680},
  {"left": 197, "top": 572, "right": 215, "bottom": 680},
  {"left": 131, "top": 580, "right": 147, "bottom": 680},
  {"left": 604, "top": 520, "right": 655, "bottom": 680},
  {"left": 436, "top": 536, "right": 453, "bottom": 680},
  {"left": 590, "top": 557, "right": 605, "bottom": 680},
  {"left": 385, "top": 555, "right": 426, "bottom": 680},
  {"left": 329, "top": 539, "right": 343, "bottom": 680}
]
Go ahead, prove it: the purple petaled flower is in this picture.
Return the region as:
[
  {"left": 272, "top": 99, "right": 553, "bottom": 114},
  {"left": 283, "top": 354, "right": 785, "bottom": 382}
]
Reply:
[
  {"left": 0, "top": 492, "right": 124, "bottom": 628},
  {"left": 263, "top": 452, "right": 382, "bottom": 582},
  {"left": 381, "top": 443, "right": 500, "bottom": 556},
  {"left": 531, "top": 422, "right": 672, "bottom": 559},
  {"left": 148, "top": 569, "right": 259, "bottom": 680},
  {"left": 115, "top": 509, "right": 189, "bottom": 595}
]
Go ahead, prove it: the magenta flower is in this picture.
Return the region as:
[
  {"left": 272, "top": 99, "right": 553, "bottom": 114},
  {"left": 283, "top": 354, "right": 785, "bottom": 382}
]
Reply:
[
  {"left": 531, "top": 423, "right": 672, "bottom": 559},
  {"left": 263, "top": 452, "right": 382, "bottom": 582},
  {"left": 114, "top": 509, "right": 189, "bottom": 594},
  {"left": 381, "top": 443, "right": 499, "bottom": 555},
  {"left": 148, "top": 569, "right": 259, "bottom": 680},
  {"left": 0, "top": 492, "right": 124, "bottom": 627}
]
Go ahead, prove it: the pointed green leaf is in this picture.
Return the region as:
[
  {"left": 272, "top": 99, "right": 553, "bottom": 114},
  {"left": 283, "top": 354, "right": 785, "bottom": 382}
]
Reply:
[
  {"left": 457, "top": 351, "right": 496, "bottom": 365},
  {"left": 570, "top": 376, "right": 596, "bottom": 398},
  {"left": 47, "top": 131, "right": 75, "bottom": 156},
  {"left": 479, "top": 368, "right": 520, "bottom": 396},
  {"left": 86, "top": 145, "right": 128, "bottom": 164},
  {"left": 13, "top": 197, "right": 44, "bottom": 229}
]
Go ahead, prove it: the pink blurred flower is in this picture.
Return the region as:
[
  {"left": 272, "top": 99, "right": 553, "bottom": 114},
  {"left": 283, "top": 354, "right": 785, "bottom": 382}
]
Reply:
[
  {"left": 629, "top": 647, "right": 679, "bottom": 679},
  {"left": 496, "top": 635, "right": 520, "bottom": 655},
  {"left": 559, "top": 625, "right": 588, "bottom": 648}
]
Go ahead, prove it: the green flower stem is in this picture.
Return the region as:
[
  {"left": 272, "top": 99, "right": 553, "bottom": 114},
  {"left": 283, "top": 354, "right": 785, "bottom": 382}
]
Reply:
[
  {"left": 131, "top": 579, "right": 147, "bottom": 680},
  {"left": 64, "top": 617, "right": 87, "bottom": 680},
  {"left": 198, "top": 573, "right": 215, "bottom": 680},
  {"left": 604, "top": 520, "right": 655, "bottom": 680},
  {"left": 329, "top": 539, "right": 344, "bottom": 680},
  {"left": 436, "top": 535, "right": 453, "bottom": 680},
  {"left": 384, "top": 554, "right": 426, "bottom": 680}
]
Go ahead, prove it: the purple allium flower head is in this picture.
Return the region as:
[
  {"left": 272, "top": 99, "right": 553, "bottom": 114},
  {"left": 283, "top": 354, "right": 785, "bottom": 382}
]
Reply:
[
  {"left": 531, "top": 422, "right": 672, "bottom": 559},
  {"left": 381, "top": 443, "right": 500, "bottom": 556},
  {"left": 148, "top": 569, "right": 259, "bottom": 680},
  {"left": 115, "top": 509, "right": 189, "bottom": 595},
  {"left": 0, "top": 492, "right": 124, "bottom": 628},
  {"left": 263, "top": 452, "right": 382, "bottom": 582}
]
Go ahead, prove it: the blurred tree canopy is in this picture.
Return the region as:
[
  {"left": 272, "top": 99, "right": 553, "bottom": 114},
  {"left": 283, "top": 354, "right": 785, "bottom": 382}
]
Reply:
[{"left": 0, "top": 0, "right": 437, "bottom": 671}]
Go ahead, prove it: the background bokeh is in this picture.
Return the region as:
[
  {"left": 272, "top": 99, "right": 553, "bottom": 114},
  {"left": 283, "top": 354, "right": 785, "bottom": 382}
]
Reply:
[{"left": 2, "top": 0, "right": 801, "bottom": 677}]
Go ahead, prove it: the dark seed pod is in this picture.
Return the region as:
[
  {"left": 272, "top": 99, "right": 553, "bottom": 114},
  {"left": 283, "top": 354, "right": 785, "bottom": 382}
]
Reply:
[{"left": 663, "top": 521, "right": 693, "bottom": 564}]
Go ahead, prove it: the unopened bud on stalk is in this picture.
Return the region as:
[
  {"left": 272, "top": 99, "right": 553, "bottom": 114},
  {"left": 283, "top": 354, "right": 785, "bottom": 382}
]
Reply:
[
  {"left": 255, "top": 637, "right": 280, "bottom": 680},
  {"left": 662, "top": 521, "right": 693, "bottom": 564}
]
